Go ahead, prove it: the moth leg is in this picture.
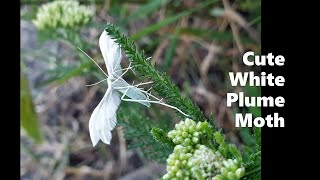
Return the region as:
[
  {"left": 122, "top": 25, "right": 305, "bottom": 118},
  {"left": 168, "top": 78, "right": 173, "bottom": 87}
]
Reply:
[
  {"left": 120, "top": 90, "right": 189, "bottom": 117},
  {"left": 133, "top": 81, "right": 153, "bottom": 87},
  {"left": 120, "top": 86, "right": 131, "bottom": 99},
  {"left": 112, "top": 62, "right": 133, "bottom": 74},
  {"left": 111, "top": 62, "right": 134, "bottom": 84}
]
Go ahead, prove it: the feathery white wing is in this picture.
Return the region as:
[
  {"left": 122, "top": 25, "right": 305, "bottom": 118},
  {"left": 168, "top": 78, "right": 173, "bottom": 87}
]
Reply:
[
  {"left": 89, "top": 87, "right": 121, "bottom": 146},
  {"left": 112, "top": 78, "right": 151, "bottom": 107},
  {"left": 99, "top": 30, "right": 122, "bottom": 77}
]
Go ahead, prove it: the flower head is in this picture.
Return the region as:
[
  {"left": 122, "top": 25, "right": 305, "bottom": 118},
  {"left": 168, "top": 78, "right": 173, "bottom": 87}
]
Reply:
[
  {"left": 33, "top": 0, "right": 94, "bottom": 30},
  {"left": 162, "top": 119, "right": 245, "bottom": 180}
]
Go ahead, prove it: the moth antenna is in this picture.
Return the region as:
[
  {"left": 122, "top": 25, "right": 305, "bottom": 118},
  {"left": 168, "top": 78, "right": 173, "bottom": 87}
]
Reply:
[
  {"left": 77, "top": 47, "right": 109, "bottom": 78},
  {"left": 86, "top": 78, "right": 108, "bottom": 86}
]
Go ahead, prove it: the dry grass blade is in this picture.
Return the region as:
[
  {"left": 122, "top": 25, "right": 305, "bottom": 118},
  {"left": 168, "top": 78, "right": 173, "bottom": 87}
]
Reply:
[
  {"left": 200, "top": 42, "right": 221, "bottom": 87},
  {"left": 222, "top": 0, "right": 260, "bottom": 43},
  {"left": 117, "top": 127, "right": 127, "bottom": 175}
]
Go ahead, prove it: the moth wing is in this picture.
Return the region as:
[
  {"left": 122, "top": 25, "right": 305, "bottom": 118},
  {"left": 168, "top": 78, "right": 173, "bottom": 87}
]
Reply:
[
  {"left": 113, "top": 78, "right": 151, "bottom": 107},
  {"left": 99, "top": 30, "right": 122, "bottom": 77},
  {"left": 89, "top": 87, "right": 121, "bottom": 146}
]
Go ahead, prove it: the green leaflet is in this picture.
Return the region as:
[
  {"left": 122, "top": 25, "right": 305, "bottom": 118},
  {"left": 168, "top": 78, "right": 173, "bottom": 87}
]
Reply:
[
  {"left": 21, "top": 73, "right": 43, "bottom": 143},
  {"left": 151, "top": 127, "right": 175, "bottom": 148},
  {"left": 117, "top": 104, "right": 172, "bottom": 163}
]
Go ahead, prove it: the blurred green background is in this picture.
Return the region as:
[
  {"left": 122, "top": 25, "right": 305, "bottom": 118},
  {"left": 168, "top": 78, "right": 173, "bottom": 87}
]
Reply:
[{"left": 21, "top": 0, "right": 260, "bottom": 179}]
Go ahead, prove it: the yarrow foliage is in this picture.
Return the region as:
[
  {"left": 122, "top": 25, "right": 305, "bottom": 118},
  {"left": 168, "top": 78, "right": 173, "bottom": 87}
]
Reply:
[
  {"left": 33, "top": 0, "right": 94, "bottom": 30},
  {"left": 162, "top": 119, "right": 245, "bottom": 180}
]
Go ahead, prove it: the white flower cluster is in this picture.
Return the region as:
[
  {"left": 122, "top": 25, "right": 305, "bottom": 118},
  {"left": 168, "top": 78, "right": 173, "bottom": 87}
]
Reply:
[
  {"left": 162, "top": 119, "right": 245, "bottom": 180},
  {"left": 33, "top": 0, "right": 94, "bottom": 30},
  {"left": 190, "top": 145, "right": 245, "bottom": 180}
]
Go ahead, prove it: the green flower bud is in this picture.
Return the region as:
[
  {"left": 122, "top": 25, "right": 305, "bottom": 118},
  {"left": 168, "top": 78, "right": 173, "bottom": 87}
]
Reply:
[
  {"left": 167, "top": 159, "right": 175, "bottom": 166},
  {"left": 193, "top": 131, "right": 200, "bottom": 137},
  {"left": 176, "top": 170, "right": 183, "bottom": 177},
  {"left": 175, "top": 145, "right": 184, "bottom": 152},
  {"left": 176, "top": 130, "right": 182, "bottom": 136},
  {"left": 223, "top": 160, "right": 231, "bottom": 169},
  {"left": 186, "top": 145, "right": 193, "bottom": 151},
  {"left": 227, "top": 172, "right": 237, "bottom": 180},
  {"left": 212, "top": 174, "right": 224, "bottom": 180},
  {"left": 214, "top": 162, "right": 223, "bottom": 169},
  {"left": 184, "top": 138, "right": 191, "bottom": 145},
  {"left": 179, "top": 153, "right": 187, "bottom": 161},
  {"left": 175, "top": 160, "right": 181, "bottom": 167},
  {"left": 187, "top": 161, "right": 194, "bottom": 167},
  {"left": 182, "top": 126, "right": 188, "bottom": 132},
  {"left": 182, "top": 132, "right": 188, "bottom": 138},
  {"left": 186, "top": 153, "right": 192, "bottom": 159},
  {"left": 180, "top": 121, "right": 185, "bottom": 126},
  {"left": 192, "top": 137, "right": 199, "bottom": 143},
  {"left": 168, "top": 130, "right": 176, "bottom": 138},
  {"left": 171, "top": 166, "right": 178, "bottom": 173},
  {"left": 196, "top": 123, "right": 203, "bottom": 131},
  {"left": 220, "top": 167, "right": 228, "bottom": 176},
  {"left": 163, "top": 173, "right": 171, "bottom": 180},
  {"left": 176, "top": 136, "right": 183, "bottom": 143},
  {"left": 235, "top": 167, "right": 245, "bottom": 178},
  {"left": 182, "top": 160, "right": 187, "bottom": 166},
  {"left": 185, "top": 118, "right": 191, "bottom": 124},
  {"left": 188, "top": 126, "right": 195, "bottom": 133}
]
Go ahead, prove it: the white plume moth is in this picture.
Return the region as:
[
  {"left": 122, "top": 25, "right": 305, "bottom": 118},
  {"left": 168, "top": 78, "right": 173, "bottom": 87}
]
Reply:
[{"left": 78, "top": 30, "right": 188, "bottom": 146}]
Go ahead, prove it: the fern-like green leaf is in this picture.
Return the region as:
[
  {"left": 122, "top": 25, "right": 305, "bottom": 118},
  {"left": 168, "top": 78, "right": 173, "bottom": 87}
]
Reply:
[
  {"left": 117, "top": 104, "right": 172, "bottom": 163},
  {"left": 151, "top": 127, "right": 175, "bottom": 148}
]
